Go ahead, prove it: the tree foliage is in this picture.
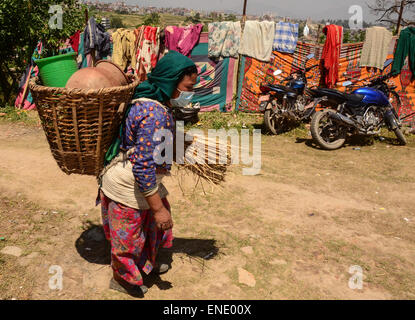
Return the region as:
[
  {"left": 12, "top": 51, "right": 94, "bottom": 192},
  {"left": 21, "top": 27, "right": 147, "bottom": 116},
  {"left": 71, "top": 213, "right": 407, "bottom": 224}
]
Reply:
[
  {"left": 185, "top": 12, "right": 201, "bottom": 24},
  {"left": 0, "top": 0, "right": 85, "bottom": 105},
  {"left": 110, "top": 16, "right": 125, "bottom": 29},
  {"left": 142, "top": 13, "right": 161, "bottom": 26}
]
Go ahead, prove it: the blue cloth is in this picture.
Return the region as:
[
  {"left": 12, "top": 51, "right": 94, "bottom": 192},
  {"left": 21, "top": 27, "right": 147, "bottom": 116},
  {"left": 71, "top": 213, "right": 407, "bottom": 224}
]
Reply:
[
  {"left": 84, "top": 17, "right": 111, "bottom": 60},
  {"left": 273, "top": 22, "right": 299, "bottom": 54},
  {"left": 121, "top": 100, "right": 174, "bottom": 193}
]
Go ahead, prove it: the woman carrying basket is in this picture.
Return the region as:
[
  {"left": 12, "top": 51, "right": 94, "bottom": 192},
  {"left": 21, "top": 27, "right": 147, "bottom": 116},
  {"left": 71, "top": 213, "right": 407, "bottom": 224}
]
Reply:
[{"left": 98, "top": 51, "right": 198, "bottom": 297}]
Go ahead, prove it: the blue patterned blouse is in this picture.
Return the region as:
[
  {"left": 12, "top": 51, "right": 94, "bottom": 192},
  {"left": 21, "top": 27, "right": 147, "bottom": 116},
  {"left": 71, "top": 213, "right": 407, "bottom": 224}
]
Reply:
[{"left": 121, "top": 100, "right": 174, "bottom": 194}]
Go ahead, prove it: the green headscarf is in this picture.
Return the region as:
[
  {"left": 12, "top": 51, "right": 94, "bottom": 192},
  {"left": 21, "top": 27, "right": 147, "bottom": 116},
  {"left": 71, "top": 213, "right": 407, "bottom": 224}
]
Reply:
[{"left": 104, "top": 51, "right": 196, "bottom": 165}]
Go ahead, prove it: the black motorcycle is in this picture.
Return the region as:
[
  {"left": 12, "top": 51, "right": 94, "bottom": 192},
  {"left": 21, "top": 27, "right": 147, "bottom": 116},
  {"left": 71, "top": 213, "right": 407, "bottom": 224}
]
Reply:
[
  {"left": 259, "top": 54, "right": 324, "bottom": 134},
  {"left": 309, "top": 72, "right": 406, "bottom": 150}
]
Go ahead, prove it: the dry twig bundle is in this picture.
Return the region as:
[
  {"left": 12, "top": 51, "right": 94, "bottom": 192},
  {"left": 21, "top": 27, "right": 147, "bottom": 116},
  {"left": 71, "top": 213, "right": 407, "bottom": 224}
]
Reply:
[{"left": 178, "top": 132, "right": 232, "bottom": 185}]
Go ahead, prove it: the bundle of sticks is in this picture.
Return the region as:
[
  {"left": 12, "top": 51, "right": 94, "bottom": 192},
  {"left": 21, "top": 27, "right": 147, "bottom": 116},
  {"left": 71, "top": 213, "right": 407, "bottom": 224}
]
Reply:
[{"left": 176, "top": 132, "right": 232, "bottom": 185}]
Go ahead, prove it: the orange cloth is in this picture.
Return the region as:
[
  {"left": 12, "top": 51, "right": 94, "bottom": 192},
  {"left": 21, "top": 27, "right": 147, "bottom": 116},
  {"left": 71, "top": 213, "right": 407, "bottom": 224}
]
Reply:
[{"left": 322, "top": 25, "right": 343, "bottom": 88}]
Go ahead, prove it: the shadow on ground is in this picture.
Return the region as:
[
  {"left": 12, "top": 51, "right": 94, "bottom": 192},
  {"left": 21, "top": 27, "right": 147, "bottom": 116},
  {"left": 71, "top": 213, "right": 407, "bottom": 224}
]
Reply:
[
  {"left": 295, "top": 134, "right": 402, "bottom": 150},
  {"left": 75, "top": 224, "right": 219, "bottom": 293}
]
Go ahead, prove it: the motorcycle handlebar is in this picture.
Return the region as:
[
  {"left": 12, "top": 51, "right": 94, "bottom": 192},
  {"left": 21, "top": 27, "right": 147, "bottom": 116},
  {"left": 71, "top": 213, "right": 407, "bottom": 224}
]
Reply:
[{"left": 370, "top": 72, "right": 392, "bottom": 85}]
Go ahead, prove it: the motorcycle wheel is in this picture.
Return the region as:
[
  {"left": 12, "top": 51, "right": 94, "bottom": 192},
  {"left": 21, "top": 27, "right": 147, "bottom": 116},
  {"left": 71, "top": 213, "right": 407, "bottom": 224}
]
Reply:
[
  {"left": 310, "top": 109, "right": 347, "bottom": 150},
  {"left": 394, "top": 128, "right": 407, "bottom": 145},
  {"left": 264, "top": 108, "right": 285, "bottom": 135},
  {"left": 390, "top": 90, "right": 402, "bottom": 115}
]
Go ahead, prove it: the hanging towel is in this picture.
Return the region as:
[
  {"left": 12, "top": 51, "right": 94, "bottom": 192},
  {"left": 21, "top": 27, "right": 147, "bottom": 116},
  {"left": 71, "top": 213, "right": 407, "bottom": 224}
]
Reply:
[
  {"left": 273, "top": 22, "right": 299, "bottom": 54},
  {"left": 321, "top": 24, "right": 343, "bottom": 88},
  {"left": 83, "top": 17, "right": 111, "bottom": 61},
  {"left": 391, "top": 27, "right": 415, "bottom": 77},
  {"left": 208, "top": 21, "right": 241, "bottom": 59},
  {"left": 112, "top": 28, "right": 137, "bottom": 71},
  {"left": 165, "top": 24, "right": 203, "bottom": 57},
  {"left": 359, "top": 27, "right": 393, "bottom": 70},
  {"left": 239, "top": 20, "right": 275, "bottom": 62}
]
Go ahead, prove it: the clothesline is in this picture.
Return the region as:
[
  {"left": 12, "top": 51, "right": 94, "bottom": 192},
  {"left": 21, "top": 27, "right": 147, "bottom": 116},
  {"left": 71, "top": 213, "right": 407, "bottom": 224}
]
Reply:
[{"left": 16, "top": 19, "right": 414, "bottom": 112}]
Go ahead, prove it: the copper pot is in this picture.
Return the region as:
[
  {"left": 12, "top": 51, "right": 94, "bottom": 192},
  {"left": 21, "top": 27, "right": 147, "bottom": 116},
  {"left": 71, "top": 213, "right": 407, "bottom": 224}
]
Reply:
[
  {"left": 65, "top": 61, "right": 129, "bottom": 89},
  {"left": 95, "top": 60, "right": 129, "bottom": 86}
]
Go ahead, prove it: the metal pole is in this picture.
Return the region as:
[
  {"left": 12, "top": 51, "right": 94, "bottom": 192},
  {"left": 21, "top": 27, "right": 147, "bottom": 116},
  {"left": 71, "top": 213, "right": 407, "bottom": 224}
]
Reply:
[{"left": 396, "top": 0, "right": 405, "bottom": 35}]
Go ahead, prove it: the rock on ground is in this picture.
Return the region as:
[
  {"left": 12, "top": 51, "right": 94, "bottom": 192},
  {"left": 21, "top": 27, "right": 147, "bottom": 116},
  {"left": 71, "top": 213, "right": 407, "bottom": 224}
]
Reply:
[
  {"left": 1, "top": 246, "right": 23, "bottom": 257},
  {"left": 238, "top": 267, "right": 256, "bottom": 287}
]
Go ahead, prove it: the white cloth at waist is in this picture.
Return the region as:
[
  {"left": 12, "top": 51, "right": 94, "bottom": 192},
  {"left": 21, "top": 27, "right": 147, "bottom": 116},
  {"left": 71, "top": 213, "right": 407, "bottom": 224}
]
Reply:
[{"left": 100, "top": 158, "right": 169, "bottom": 210}]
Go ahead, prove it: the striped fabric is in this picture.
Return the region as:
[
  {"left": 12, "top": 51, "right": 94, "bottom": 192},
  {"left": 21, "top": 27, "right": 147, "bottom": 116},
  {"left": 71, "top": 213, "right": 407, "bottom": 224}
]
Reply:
[{"left": 273, "top": 22, "right": 299, "bottom": 54}]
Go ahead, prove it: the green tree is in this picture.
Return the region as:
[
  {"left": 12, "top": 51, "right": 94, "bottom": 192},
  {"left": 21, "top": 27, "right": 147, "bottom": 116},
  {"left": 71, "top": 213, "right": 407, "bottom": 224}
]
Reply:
[
  {"left": 142, "top": 12, "right": 160, "bottom": 26},
  {"left": 224, "top": 14, "right": 237, "bottom": 22},
  {"left": 110, "top": 16, "right": 125, "bottom": 29},
  {"left": 185, "top": 12, "right": 201, "bottom": 24},
  {"left": 0, "top": 0, "right": 85, "bottom": 105},
  {"left": 343, "top": 30, "right": 351, "bottom": 43}
]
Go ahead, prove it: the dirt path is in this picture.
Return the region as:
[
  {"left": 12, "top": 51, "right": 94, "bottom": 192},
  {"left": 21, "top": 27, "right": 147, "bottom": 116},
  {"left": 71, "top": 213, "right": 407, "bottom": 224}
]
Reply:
[{"left": 1, "top": 122, "right": 415, "bottom": 300}]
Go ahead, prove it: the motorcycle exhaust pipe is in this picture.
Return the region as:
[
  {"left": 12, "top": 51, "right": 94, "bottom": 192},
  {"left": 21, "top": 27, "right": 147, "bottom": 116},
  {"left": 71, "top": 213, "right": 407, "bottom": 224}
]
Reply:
[{"left": 328, "top": 112, "right": 356, "bottom": 127}]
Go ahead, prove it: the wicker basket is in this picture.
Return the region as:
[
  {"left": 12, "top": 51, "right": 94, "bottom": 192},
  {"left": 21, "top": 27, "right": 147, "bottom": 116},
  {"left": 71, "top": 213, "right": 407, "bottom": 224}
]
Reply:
[{"left": 29, "top": 77, "right": 141, "bottom": 176}]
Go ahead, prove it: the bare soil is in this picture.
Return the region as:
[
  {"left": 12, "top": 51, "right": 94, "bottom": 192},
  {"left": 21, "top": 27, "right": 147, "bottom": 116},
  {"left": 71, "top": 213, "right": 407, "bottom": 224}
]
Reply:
[{"left": 0, "top": 120, "right": 415, "bottom": 300}]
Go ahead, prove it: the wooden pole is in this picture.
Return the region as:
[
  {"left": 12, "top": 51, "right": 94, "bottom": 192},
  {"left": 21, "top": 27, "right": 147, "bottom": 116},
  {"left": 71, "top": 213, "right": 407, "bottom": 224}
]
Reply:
[
  {"left": 235, "top": 0, "right": 248, "bottom": 111},
  {"left": 396, "top": 0, "right": 405, "bottom": 36},
  {"left": 85, "top": 8, "right": 96, "bottom": 66},
  {"left": 18, "top": 66, "right": 33, "bottom": 109},
  {"left": 242, "top": 0, "right": 248, "bottom": 25}
]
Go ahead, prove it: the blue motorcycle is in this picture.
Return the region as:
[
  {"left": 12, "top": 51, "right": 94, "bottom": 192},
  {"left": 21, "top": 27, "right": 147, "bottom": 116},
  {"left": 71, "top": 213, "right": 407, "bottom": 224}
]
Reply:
[
  {"left": 259, "top": 54, "right": 322, "bottom": 134},
  {"left": 309, "top": 72, "right": 406, "bottom": 150}
]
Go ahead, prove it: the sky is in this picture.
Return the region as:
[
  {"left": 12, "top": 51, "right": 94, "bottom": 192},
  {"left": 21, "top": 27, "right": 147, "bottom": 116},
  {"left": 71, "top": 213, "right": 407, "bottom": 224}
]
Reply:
[{"left": 115, "top": 0, "right": 382, "bottom": 22}]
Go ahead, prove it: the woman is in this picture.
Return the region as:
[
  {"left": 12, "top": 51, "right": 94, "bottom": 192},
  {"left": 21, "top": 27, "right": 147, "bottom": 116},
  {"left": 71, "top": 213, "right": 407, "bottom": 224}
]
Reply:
[{"left": 99, "top": 51, "right": 198, "bottom": 297}]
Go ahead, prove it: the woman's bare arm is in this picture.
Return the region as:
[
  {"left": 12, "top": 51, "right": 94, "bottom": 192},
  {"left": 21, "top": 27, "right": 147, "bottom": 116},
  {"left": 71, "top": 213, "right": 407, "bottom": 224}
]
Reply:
[{"left": 145, "top": 193, "right": 173, "bottom": 231}]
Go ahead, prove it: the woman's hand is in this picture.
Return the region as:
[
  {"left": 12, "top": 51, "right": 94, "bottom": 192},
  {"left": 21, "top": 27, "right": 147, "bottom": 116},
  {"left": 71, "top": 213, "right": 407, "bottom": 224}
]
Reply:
[
  {"left": 145, "top": 192, "right": 173, "bottom": 231},
  {"left": 153, "top": 207, "right": 173, "bottom": 231}
]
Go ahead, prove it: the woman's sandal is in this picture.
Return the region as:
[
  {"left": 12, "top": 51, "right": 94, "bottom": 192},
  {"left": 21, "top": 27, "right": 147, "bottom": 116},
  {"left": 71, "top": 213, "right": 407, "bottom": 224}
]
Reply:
[
  {"left": 109, "top": 277, "right": 148, "bottom": 297},
  {"left": 153, "top": 263, "right": 170, "bottom": 275}
]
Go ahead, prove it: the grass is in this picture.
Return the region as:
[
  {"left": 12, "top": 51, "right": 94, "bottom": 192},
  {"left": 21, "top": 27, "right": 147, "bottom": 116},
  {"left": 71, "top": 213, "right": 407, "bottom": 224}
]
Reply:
[
  {"left": 97, "top": 12, "right": 212, "bottom": 28},
  {"left": 187, "top": 111, "right": 264, "bottom": 132},
  {"left": 0, "top": 106, "right": 38, "bottom": 125}
]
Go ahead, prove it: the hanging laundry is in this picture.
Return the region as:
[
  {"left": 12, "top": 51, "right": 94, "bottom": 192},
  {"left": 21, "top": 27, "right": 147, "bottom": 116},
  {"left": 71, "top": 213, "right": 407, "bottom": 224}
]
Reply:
[
  {"left": 77, "top": 31, "right": 91, "bottom": 68},
  {"left": 303, "top": 24, "right": 310, "bottom": 38},
  {"left": 69, "top": 30, "right": 81, "bottom": 53},
  {"left": 239, "top": 20, "right": 275, "bottom": 62},
  {"left": 14, "top": 43, "right": 42, "bottom": 110},
  {"left": 84, "top": 17, "right": 111, "bottom": 61},
  {"left": 208, "top": 21, "right": 241, "bottom": 59},
  {"left": 321, "top": 24, "right": 343, "bottom": 88},
  {"left": 165, "top": 24, "right": 203, "bottom": 57},
  {"left": 391, "top": 27, "right": 415, "bottom": 77},
  {"left": 135, "top": 26, "right": 161, "bottom": 77},
  {"left": 359, "top": 27, "right": 393, "bottom": 70},
  {"left": 273, "top": 22, "right": 299, "bottom": 54},
  {"left": 112, "top": 28, "right": 137, "bottom": 71}
]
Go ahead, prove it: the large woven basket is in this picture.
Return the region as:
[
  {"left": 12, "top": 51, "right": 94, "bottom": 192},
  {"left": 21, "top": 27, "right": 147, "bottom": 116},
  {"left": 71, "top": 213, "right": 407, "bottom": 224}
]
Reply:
[{"left": 29, "top": 77, "right": 141, "bottom": 176}]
